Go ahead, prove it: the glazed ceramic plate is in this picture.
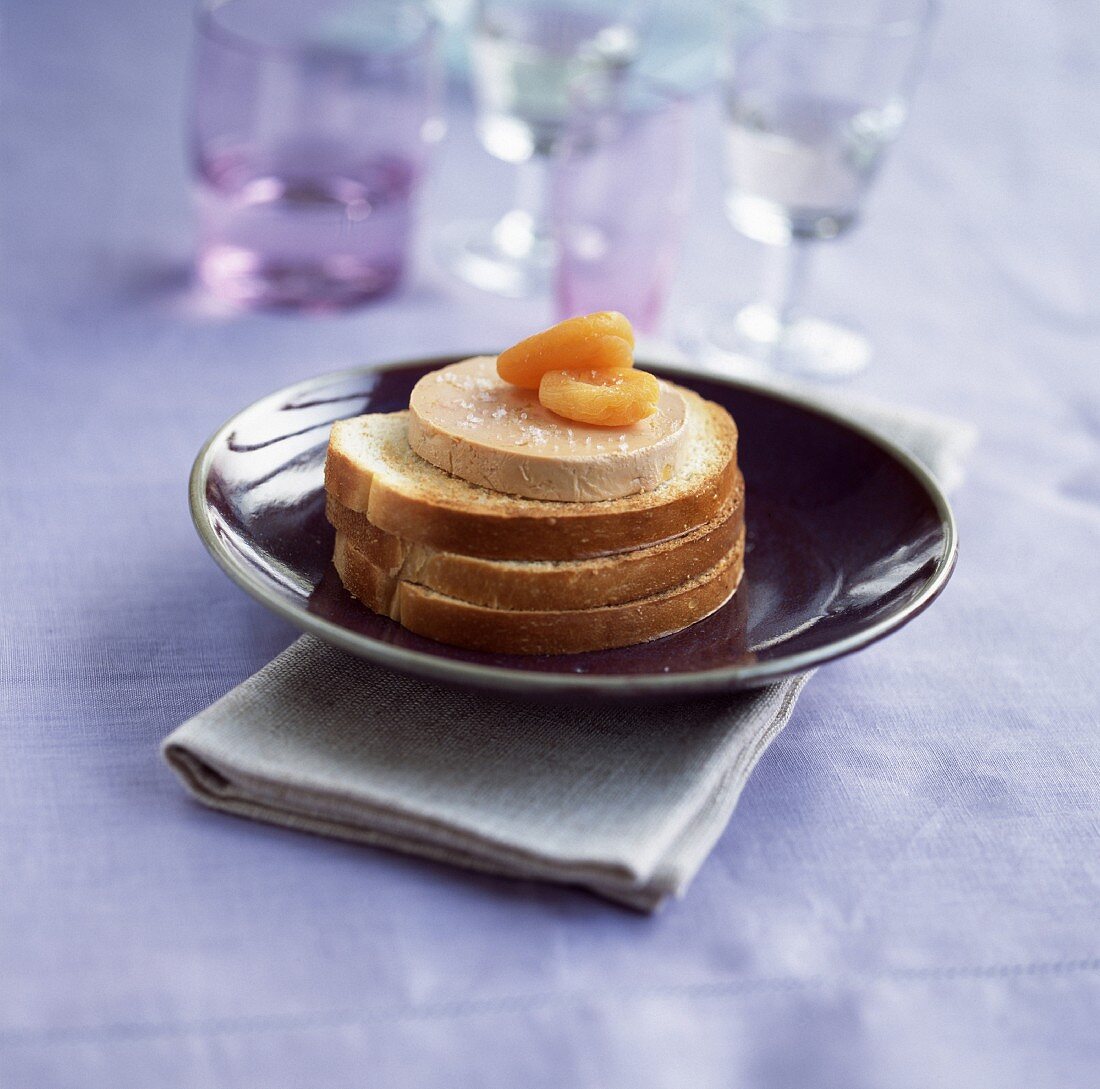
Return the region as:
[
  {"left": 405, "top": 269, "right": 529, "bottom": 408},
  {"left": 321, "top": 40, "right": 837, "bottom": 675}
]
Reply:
[{"left": 191, "top": 356, "right": 957, "bottom": 700}]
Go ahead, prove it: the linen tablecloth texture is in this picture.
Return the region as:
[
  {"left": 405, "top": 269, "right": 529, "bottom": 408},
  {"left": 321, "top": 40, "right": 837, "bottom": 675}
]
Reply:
[{"left": 162, "top": 397, "right": 972, "bottom": 910}]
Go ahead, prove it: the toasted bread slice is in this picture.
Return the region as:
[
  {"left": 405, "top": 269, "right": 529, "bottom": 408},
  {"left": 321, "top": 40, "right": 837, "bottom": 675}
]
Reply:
[
  {"left": 324, "top": 386, "right": 739, "bottom": 561},
  {"left": 325, "top": 489, "right": 744, "bottom": 611},
  {"left": 332, "top": 527, "right": 745, "bottom": 655}
]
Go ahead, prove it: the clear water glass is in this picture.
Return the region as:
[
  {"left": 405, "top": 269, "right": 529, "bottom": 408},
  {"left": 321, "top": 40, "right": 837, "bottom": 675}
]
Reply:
[
  {"left": 439, "top": 0, "right": 641, "bottom": 298},
  {"left": 553, "top": 78, "right": 693, "bottom": 334},
  {"left": 190, "top": 0, "right": 441, "bottom": 312},
  {"left": 690, "top": 0, "right": 936, "bottom": 379}
]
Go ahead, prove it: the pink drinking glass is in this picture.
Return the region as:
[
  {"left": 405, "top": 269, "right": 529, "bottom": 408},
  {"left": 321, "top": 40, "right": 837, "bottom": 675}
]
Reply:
[
  {"left": 190, "top": 0, "right": 442, "bottom": 312},
  {"left": 551, "top": 79, "right": 694, "bottom": 335}
]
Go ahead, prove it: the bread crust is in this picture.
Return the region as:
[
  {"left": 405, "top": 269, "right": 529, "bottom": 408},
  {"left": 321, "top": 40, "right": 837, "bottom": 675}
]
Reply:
[
  {"left": 333, "top": 527, "right": 746, "bottom": 655},
  {"left": 324, "top": 395, "right": 741, "bottom": 561},
  {"left": 326, "top": 492, "right": 745, "bottom": 611}
]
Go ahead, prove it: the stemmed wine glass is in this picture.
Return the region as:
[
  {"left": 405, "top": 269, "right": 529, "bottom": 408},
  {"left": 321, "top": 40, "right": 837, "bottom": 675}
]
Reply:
[
  {"left": 439, "top": 0, "right": 641, "bottom": 298},
  {"left": 688, "top": 0, "right": 937, "bottom": 379}
]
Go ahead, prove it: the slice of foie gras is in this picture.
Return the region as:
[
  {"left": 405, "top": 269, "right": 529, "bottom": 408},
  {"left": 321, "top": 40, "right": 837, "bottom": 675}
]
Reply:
[{"left": 407, "top": 356, "right": 689, "bottom": 502}]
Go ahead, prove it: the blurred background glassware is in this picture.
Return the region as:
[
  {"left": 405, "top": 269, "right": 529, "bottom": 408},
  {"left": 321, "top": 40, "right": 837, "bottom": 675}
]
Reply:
[
  {"left": 688, "top": 0, "right": 936, "bottom": 378},
  {"left": 190, "top": 0, "right": 441, "bottom": 312},
  {"left": 438, "top": 0, "right": 642, "bottom": 298},
  {"left": 552, "top": 77, "right": 693, "bottom": 335}
]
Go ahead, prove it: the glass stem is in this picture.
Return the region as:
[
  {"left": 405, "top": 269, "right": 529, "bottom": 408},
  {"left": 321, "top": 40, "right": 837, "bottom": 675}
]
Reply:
[
  {"left": 512, "top": 153, "right": 551, "bottom": 244},
  {"left": 764, "top": 240, "right": 812, "bottom": 334},
  {"left": 492, "top": 153, "right": 553, "bottom": 263}
]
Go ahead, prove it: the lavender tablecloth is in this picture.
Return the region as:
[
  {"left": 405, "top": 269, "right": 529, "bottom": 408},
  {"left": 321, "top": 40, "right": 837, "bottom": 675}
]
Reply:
[{"left": 2, "top": 1, "right": 1098, "bottom": 1086}]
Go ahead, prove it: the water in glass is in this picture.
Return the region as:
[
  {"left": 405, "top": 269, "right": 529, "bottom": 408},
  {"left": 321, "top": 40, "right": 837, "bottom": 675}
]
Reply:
[
  {"left": 195, "top": 140, "right": 420, "bottom": 309},
  {"left": 470, "top": 5, "right": 638, "bottom": 162},
  {"left": 724, "top": 92, "right": 906, "bottom": 244}
]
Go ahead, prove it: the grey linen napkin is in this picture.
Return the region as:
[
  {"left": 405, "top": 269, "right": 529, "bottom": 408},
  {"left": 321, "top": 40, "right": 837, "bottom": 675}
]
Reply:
[{"left": 163, "top": 390, "right": 974, "bottom": 911}]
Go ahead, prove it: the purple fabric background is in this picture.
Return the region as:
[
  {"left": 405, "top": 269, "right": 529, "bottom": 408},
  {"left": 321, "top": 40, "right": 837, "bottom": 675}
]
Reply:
[{"left": 2, "top": 1, "right": 1098, "bottom": 1086}]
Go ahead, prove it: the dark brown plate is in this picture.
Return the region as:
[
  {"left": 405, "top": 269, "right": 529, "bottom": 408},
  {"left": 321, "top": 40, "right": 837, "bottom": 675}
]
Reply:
[{"left": 190, "top": 356, "right": 956, "bottom": 700}]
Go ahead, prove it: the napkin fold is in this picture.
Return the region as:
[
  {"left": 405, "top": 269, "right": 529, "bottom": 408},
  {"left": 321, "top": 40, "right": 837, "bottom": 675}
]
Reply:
[
  {"left": 165, "top": 647, "right": 809, "bottom": 910},
  {"left": 163, "top": 386, "right": 975, "bottom": 911}
]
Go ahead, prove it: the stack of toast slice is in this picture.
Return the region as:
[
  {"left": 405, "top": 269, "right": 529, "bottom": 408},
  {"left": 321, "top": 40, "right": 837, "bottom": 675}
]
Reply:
[{"left": 324, "top": 370, "right": 744, "bottom": 655}]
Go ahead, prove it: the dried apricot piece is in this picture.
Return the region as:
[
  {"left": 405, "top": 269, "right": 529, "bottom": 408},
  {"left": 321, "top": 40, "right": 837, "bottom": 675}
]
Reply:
[
  {"left": 539, "top": 367, "right": 660, "bottom": 427},
  {"left": 497, "top": 312, "right": 635, "bottom": 389}
]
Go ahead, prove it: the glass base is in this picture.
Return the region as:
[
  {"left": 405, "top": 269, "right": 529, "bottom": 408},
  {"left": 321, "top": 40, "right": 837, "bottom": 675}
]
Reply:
[
  {"left": 437, "top": 210, "right": 554, "bottom": 298},
  {"left": 197, "top": 246, "right": 402, "bottom": 313},
  {"left": 680, "top": 303, "right": 870, "bottom": 382}
]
